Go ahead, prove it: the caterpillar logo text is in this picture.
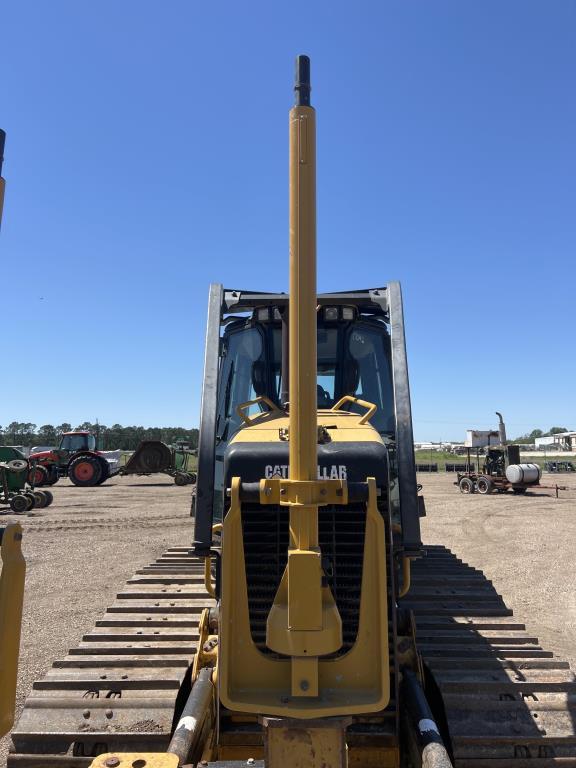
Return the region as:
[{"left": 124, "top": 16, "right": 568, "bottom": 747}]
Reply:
[{"left": 264, "top": 464, "right": 348, "bottom": 480}]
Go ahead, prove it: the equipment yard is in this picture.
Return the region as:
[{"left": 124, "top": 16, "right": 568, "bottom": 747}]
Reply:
[
  {"left": 2, "top": 5, "right": 575, "bottom": 763},
  {"left": 1, "top": 472, "right": 575, "bottom": 766},
  {"left": 420, "top": 473, "right": 576, "bottom": 672}
]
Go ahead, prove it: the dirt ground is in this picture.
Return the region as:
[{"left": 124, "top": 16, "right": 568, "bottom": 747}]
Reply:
[
  {"left": 1, "top": 471, "right": 575, "bottom": 765},
  {"left": 419, "top": 471, "right": 576, "bottom": 671},
  {"left": 0, "top": 476, "right": 192, "bottom": 767}
]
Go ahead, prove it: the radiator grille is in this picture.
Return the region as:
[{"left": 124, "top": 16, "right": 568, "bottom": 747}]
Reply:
[{"left": 241, "top": 503, "right": 370, "bottom": 656}]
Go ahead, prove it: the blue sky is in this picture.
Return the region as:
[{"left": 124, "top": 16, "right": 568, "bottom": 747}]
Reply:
[{"left": 2, "top": 1, "right": 574, "bottom": 441}]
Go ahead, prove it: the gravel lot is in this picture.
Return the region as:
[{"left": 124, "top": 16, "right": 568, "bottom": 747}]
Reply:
[
  {"left": 0, "top": 476, "right": 192, "bottom": 766},
  {"left": 1, "top": 471, "right": 575, "bottom": 765},
  {"left": 419, "top": 471, "right": 576, "bottom": 670}
]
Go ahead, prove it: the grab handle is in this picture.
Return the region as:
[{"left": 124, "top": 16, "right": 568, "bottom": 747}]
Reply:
[
  {"left": 331, "top": 395, "right": 377, "bottom": 425},
  {"left": 236, "top": 396, "right": 283, "bottom": 426}
]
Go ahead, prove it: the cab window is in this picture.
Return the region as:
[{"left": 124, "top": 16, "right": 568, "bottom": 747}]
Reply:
[
  {"left": 60, "top": 434, "right": 95, "bottom": 452},
  {"left": 216, "top": 327, "right": 264, "bottom": 441},
  {"left": 347, "top": 326, "right": 394, "bottom": 434}
]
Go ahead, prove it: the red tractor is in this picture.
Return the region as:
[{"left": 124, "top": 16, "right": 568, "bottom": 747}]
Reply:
[{"left": 29, "top": 431, "right": 112, "bottom": 487}]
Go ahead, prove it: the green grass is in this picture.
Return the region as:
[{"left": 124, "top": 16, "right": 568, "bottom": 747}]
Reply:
[
  {"left": 414, "top": 451, "right": 474, "bottom": 471},
  {"left": 414, "top": 450, "right": 562, "bottom": 472}
]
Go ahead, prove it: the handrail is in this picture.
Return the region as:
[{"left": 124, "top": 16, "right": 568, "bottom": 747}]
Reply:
[
  {"left": 236, "top": 396, "right": 283, "bottom": 426},
  {"left": 331, "top": 395, "right": 377, "bottom": 425}
]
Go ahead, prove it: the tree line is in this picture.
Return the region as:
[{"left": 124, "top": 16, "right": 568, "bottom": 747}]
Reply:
[
  {"left": 512, "top": 426, "right": 570, "bottom": 443},
  {"left": 0, "top": 422, "right": 199, "bottom": 451}
]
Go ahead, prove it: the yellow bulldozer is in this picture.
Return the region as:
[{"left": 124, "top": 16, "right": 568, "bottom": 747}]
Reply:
[{"left": 3, "top": 58, "right": 576, "bottom": 768}]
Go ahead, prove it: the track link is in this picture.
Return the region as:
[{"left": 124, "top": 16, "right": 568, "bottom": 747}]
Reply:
[
  {"left": 10, "top": 543, "right": 576, "bottom": 767},
  {"left": 8, "top": 547, "right": 214, "bottom": 767},
  {"left": 402, "top": 546, "right": 576, "bottom": 766}
]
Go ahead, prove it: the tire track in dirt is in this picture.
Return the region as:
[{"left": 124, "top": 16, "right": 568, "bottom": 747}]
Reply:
[{"left": 21, "top": 513, "right": 190, "bottom": 533}]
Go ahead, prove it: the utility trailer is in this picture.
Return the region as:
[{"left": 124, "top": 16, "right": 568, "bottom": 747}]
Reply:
[{"left": 456, "top": 444, "right": 567, "bottom": 496}]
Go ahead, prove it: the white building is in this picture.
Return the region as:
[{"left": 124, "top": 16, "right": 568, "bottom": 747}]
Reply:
[
  {"left": 535, "top": 432, "right": 576, "bottom": 451},
  {"left": 414, "top": 442, "right": 443, "bottom": 451}
]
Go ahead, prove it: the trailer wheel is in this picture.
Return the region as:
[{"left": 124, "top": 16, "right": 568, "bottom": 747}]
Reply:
[
  {"left": 33, "top": 490, "right": 48, "bottom": 508},
  {"left": 28, "top": 465, "right": 49, "bottom": 487},
  {"left": 476, "top": 476, "right": 494, "bottom": 495},
  {"left": 24, "top": 492, "right": 36, "bottom": 510},
  {"left": 459, "top": 477, "right": 475, "bottom": 494},
  {"left": 9, "top": 494, "right": 29, "bottom": 513},
  {"left": 68, "top": 455, "right": 103, "bottom": 486},
  {"left": 174, "top": 472, "right": 189, "bottom": 486},
  {"left": 42, "top": 489, "right": 54, "bottom": 506}
]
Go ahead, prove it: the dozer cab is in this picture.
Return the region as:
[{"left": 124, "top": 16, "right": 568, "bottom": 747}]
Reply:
[{"left": 7, "top": 57, "right": 576, "bottom": 768}]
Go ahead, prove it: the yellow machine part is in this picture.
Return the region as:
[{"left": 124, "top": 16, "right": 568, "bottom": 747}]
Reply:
[
  {"left": 228, "top": 407, "right": 383, "bottom": 444},
  {"left": 219, "top": 411, "right": 390, "bottom": 719},
  {"left": 90, "top": 754, "right": 179, "bottom": 768},
  {"left": 0, "top": 523, "right": 26, "bottom": 738},
  {"left": 79, "top": 57, "right": 400, "bottom": 768}
]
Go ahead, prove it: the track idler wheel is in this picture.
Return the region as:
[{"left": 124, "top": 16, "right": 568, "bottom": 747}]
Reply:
[{"left": 68, "top": 455, "right": 102, "bottom": 486}]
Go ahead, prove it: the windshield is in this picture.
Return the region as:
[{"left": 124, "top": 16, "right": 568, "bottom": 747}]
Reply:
[
  {"left": 216, "top": 328, "right": 264, "bottom": 442},
  {"left": 60, "top": 434, "right": 96, "bottom": 452},
  {"left": 217, "top": 319, "right": 395, "bottom": 440},
  {"left": 347, "top": 326, "right": 395, "bottom": 434}
]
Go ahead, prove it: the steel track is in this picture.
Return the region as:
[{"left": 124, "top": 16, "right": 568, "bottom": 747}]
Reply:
[
  {"left": 402, "top": 545, "right": 576, "bottom": 767},
  {"left": 9, "top": 544, "right": 576, "bottom": 767},
  {"left": 8, "top": 547, "right": 212, "bottom": 767}
]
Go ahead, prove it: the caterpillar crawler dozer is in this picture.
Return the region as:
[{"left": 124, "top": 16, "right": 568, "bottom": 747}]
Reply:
[{"left": 8, "top": 57, "right": 576, "bottom": 768}]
